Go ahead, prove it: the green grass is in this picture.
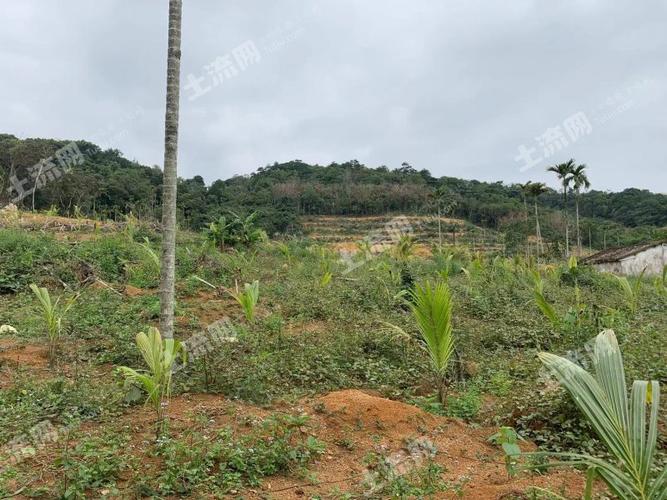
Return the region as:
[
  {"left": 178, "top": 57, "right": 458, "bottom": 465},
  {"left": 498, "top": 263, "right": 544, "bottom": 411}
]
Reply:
[{"left": 0, "top": 227, "right": 664, "bottom": 494}]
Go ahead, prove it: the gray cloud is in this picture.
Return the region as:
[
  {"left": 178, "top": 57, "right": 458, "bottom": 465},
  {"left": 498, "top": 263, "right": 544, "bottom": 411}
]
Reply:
[{"left": 1, "top": 0, "right": 665, "bottom": 192}]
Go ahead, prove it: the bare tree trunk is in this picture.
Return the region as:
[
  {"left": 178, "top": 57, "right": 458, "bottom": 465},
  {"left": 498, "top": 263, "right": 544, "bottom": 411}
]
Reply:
[
  {"left": 159, "top": 0, "right": 183, "bottom": 340},
  {"left": 563, "top": 188, "right": 570, "bottom": 257},
  {"left": 32, "top": 163, "right": 44, "bottom": 212},
  {"left": 534, "top": 200, "right": 543, "bottom": 255},
  {"left": 575, "top": 194, "right": 581, "bottom": 254},
  {"left": 437, "top": 204, "right": 442, "bottom": 249}
]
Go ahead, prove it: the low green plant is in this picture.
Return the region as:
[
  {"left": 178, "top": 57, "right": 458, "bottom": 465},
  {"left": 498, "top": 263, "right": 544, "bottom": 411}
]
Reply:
[
  {"left": 615, "top": 269, "right": 646, "bottom": 315},
  {"left": 393, "top": 234, "right": 416, "bottom": 262},
  {"left": 409, "top": 280, "right": 455, "bottom": 404},
  {"left": 72, "top": 205, "right": 84, "bottom": 220},
  {"left": 530, "top": 271, "right": 560, "bottom": 329},
  {"left": 526, "top": 330, "right": 664, "bottom": 499},
  {"left": 228, "top": 280, "right": 260, "bottom": 322},
  {"left": 44, "top": 205, "right": 59, "bottom": 217},
  {"left": 320, "top": 271, "right": 333, "bottom": 287},
  {"left": 205, "top": 215, "right": 231, "bottom": 251},
  {"left": 356, "top": 239, "right": 373, "bottom": 261},
  {"left": 437, "top": 253, "right": 468, "bottom": 280},
  {"left": 654, "top": 265, "right": 667, "bottom": 296},
  {"left": 118, "top": 327, "right": 186, "bottom": 435},
  {"left": 363, "top": 457, "right": 448, "bottom": 498},
  {"left": 122, "top": 212, "right": 139, "bottom": 241},
  {"left": 488, "top": 427, "right": 524, "bottom": 477},
  {"left": 57, "top": 431, "right": 132, "bottom": 498},
  {"left": 446, "top": 384, "right": 481, "bottom": 420},
  {"left": 275, "top": 241, "right": 292, "bottom": 264},
  {"left": 137, "top": 237, "right": 160, "bottom": 268},
  {"left": 29, "top": 284, "right": 77, "bottom": 364},
  {"left": 155, "top": 414, "right": 325, "bottom": 495}
]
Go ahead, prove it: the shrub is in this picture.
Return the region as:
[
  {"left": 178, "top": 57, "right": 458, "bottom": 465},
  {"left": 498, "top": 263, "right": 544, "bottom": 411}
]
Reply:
[{"left": 0, "top": 230, "right": 71, "bottom": 292}]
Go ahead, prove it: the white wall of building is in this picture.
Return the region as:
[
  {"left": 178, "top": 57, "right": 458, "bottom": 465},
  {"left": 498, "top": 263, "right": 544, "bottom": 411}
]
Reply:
[{"left": 594, "top": 244, "right": 667, "bottom": 276}]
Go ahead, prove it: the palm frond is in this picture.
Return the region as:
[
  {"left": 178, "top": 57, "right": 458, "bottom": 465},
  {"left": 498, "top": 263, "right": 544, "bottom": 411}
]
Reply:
[
  {"left": 409, "top": 280, "right": 455, "bottom": 375},
  {"left": 531, "top": 330, "right": 662, "bottom": 499}
]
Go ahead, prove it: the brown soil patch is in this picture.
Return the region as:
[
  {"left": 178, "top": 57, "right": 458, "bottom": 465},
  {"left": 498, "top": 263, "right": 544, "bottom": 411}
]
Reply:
[
  {"left": 10, "top": 390, "right": 585, "bottom": 499},
  {"left": 0, "top": 212, "right": 120, "bottom": 238},
  {"left": 302, "top": 215, "right": 464, "bottom": 224},
  {"left": 124, "top": 284, "right": 153, "bottom": 297},
  {"left": 258, "top": 390, "right": 585, "bottom": 499},
  {"left": 0, "top": 340, "right": 49, "bottom": 368},
  {"left": 286, "top": 320, "right": 328, "bottom": 336},
  {"left": 0, "top": 340, "right": 51, "bottom": 388},
  {"left": 182, "top": 290, "right": 238, "bottom": 327}
]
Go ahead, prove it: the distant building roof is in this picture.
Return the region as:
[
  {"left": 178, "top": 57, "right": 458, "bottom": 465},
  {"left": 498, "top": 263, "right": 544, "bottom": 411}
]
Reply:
[{"left": 581, "top": 241, "right": 666, "bottom": 265}]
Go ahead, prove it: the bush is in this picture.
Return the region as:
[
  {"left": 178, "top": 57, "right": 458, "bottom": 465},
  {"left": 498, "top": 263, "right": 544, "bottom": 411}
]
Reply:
[{"left": 0, "top": 230, "right": 71, "bottom": 292}]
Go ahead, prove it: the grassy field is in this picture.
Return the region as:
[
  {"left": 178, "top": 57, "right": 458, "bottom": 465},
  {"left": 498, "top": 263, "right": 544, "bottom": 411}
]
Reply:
[{"left": 0, "top": 213, "right": 664, "bottom": 498}]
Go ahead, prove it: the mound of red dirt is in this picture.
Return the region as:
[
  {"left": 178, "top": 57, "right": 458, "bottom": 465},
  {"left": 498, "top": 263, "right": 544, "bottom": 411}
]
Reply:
[
  {"left": 318, "top": 388, "right": 438, "bottom": 437},
  {"left": 261, "top": 390, "right": 585, "bottom": 499},
  {"left": 10, "top": 388, "right": 586, "bottom": 499}
]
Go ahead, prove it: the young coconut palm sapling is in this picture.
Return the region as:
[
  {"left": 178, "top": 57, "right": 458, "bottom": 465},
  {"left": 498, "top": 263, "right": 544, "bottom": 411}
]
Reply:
[
  {"left": 118, "top": 327, "right": 186, "bottom": 437},
  {"left": 409, "top": 280, "right": 455, "bottom": 405}
]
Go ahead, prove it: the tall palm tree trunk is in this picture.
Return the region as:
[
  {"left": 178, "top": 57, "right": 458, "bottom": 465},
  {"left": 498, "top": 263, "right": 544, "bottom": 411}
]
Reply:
[
  {"left": 534, "top": 199, "right": 543, "bottom": 255},
  {"left": 159, "top": 0, "right": 183, "bottom": 340},
  {"left": 575, "top": 193, "right": 581, "bottom": 254},
  {"left": 563, "top": 188, "right": 570, "bottom": 257},
  {"left": 437, "top": 204, "right": 442, "bottom": 249},
  {"left": 523, "top": 196, "right": 530, "bottom": 258}
]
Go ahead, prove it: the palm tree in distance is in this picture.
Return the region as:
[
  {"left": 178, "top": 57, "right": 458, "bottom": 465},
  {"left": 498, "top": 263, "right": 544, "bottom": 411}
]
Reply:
[
  {"left": 433, "top": 185, "right": 451, "bottom": 249},
  {"left": 519, "top": 182, "right": 532, "bottom": 222},
  {"left": 570, "top": 164, "right": 591, "bottom": 254},
  {"left": 547, "top": 160, "right": 575, "bottom": 256},
  {"left": 527, "top": 182, "right": 549, "bottom": 256},
  {"left": 519, "top": 181, "right": 534, "bottom": 256},
  {"left": 159, "top": 0, "right": 183, "bottom": 339}
]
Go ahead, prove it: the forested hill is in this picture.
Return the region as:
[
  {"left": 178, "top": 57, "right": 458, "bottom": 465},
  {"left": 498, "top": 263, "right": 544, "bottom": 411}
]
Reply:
[{"left": 1, "top": 134, "right": 666, "bottom": 238}]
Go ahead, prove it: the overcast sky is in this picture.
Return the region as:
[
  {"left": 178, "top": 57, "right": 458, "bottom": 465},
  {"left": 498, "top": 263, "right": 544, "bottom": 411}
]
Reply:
[{"left": 1, "top": 1, "right": 666, "bottom": 192}]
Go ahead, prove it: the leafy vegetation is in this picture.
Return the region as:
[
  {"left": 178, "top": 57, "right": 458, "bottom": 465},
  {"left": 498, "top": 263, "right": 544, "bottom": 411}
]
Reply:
[
  {"left": 29, "top": 284, "right": 76, "bottom": 364},
  {"left": 227, "top": 280, "right": 260, "bottom": 322},
  {"left": 2, "top": 136, "right": 666, "bottom": 245},
  {"left": 0, "top": 220, "right": 664, "bottom": 497},
  {"left": 409, "top": 280, "right": 455, "bottom": 404},
  {"left": 528, "top": 330, "right": 664, "bottom": 499},
  {"left": 118, "top": 327, "right": 187, "bottom": 435},
  {"left": 152, "top": 414, "right": 324, "bottom": 496}
]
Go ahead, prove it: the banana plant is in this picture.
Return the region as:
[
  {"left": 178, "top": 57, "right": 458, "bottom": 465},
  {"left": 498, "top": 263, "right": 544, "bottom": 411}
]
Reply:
[
  {"left": 228, "top": 280, "right": 260, "bottom": 322},
  {"left": 409, "top": 280, "right": 455, "bottom": 405},
  {"left": 29, "top": 284, "right": 77, "bottom": 365},
  {"left": 527, "top": 330, "right": 664, "bottom": 499},
  {"left": 118, "top": 327, "right": 186, "bottom": 435}
]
